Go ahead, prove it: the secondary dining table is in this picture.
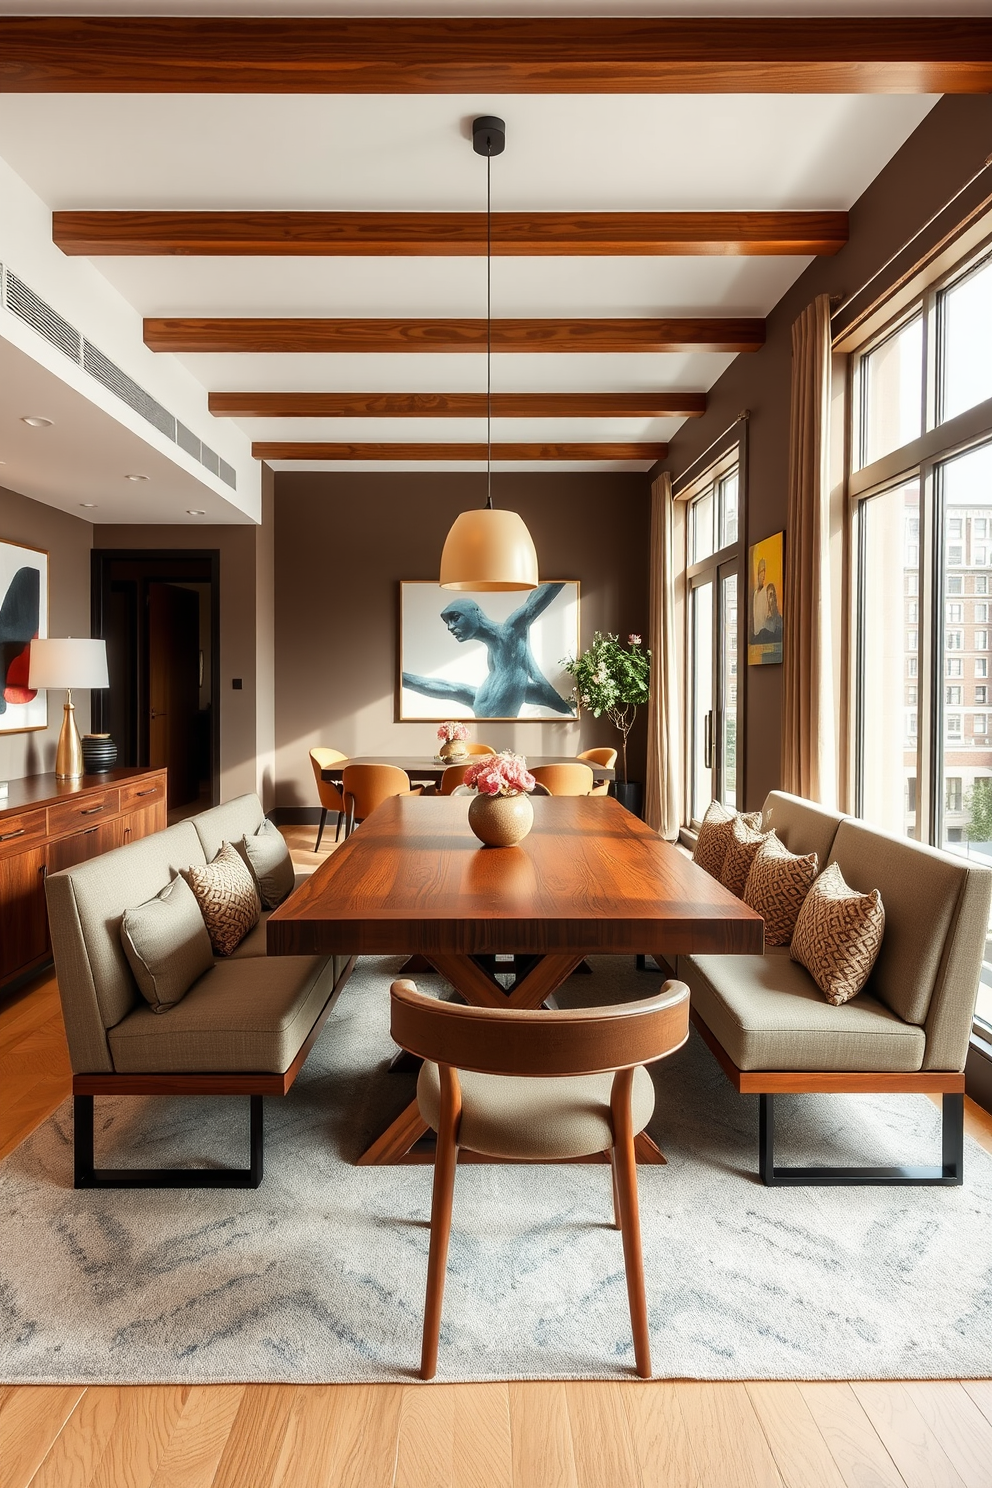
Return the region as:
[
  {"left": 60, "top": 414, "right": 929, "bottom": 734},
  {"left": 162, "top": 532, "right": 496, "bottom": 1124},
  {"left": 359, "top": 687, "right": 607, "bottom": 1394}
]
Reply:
[
  {"left": 267, "top": 794, "right": 763, "bottom": 1166},
  {"left": 319, "top": 755, "right": 615, "bottom": 787}
]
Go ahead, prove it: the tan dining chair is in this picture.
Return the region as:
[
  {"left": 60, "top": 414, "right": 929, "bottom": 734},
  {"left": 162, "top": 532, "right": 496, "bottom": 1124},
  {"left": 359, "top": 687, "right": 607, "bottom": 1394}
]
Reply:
[
  {"left": 309, "top": 747, "right": 349, "bottom": 850},
  {"left": 577, "top": 746, "right": 617, "bottom": 797},
  {"left": 341, "top": 764, "right": 421, "bottom": 838},
  {"left": 390, "top": 977, "right": 690, "bottom": 1380},
  {"left": 529, "top": 762, "right": 596, "bottom": 796},
  {"left": 462, "top": 742, "right": 497, "bottom": 756},
  {"left": 438, "top": 763, "right": 472, "bottom": 795}
]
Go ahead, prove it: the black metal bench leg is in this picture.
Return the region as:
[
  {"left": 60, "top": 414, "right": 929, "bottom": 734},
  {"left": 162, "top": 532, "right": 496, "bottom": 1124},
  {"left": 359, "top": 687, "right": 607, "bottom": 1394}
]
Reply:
[
  {"left": 74, "top": 1093, "right": 264, "bottom": 1190},
  {"left": 758, "top": 1091, "right": 964, "bottom": 1187}
]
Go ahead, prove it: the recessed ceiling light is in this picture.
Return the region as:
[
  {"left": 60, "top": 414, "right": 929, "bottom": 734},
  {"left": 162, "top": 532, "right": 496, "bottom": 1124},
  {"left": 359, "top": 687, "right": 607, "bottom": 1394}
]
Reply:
[
  {"left": 125, "top": 473, "right": 149, "bottom": 482},
  {"left": 186, "top": 508, "right": 206, "bottom": 516},
  {"left": 80, "top": 502, "right": 97, "bottom": 508},
  {"left": 21, "top": 416, "right": 53, "bottom": 428}
]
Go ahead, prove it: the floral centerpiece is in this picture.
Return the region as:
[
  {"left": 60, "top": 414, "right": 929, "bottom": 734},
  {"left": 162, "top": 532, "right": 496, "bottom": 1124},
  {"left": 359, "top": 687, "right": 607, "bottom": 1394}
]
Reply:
[
  {"left": 437, "top": 721, "right": 470, "bottom": 763},
  {"left": 561, "top": 632, "right": 650, "bottom": 785},
  {"left": 463, "top": 750, "right": 537, "bottom": 847}
]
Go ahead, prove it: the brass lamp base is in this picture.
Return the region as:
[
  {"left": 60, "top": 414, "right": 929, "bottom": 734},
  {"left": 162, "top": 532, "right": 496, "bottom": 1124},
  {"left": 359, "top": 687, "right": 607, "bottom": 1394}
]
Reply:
[{"left": 56, "top": 694, "right": 84, "bottom": 781}]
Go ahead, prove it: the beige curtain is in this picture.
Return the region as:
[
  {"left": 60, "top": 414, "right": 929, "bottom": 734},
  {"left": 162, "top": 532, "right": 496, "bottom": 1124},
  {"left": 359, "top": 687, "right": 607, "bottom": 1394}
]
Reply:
[
  {"left": 644, "top": 471, "right": 683, "bottom": 839},
  {"left": 781, "top": 294, "right": 835, "bottom": 805}
]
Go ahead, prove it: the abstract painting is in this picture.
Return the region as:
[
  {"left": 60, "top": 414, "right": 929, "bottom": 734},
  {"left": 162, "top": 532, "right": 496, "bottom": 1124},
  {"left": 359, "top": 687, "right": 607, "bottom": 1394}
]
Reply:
[
  {"left": 0, "top": 539, "right": 48, "bottom": 733},
  {"left": 400, "top": 580, "right": 580, "bottom": 721},
  {"left": 748, "top": 531, "right": 784, "bottom": 667}
]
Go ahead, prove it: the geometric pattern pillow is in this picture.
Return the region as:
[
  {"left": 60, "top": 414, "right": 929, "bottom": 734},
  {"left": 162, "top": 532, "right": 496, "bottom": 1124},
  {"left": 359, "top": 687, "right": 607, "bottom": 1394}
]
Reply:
[
  {"left": 742, "top": 831, "right": 818, "bottom": 945},
  {"left": 790, "top": 861, "right": 885, "bottom": 1006},
  {"left": 693, "top": 801, "right": 762, "bottom": 881},
  {"left": 719, "top": 813, "right": 768, "bottom": 898},
  {"left": 239, "top": 818, "right": 296, "bottom": 910},
  {"left": 184, "top": 842, "right": 261, "bottom": 957}
]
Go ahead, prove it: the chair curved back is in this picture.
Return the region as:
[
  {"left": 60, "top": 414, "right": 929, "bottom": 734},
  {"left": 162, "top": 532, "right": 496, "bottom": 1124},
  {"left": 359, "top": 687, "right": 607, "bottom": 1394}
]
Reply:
[
  {"left": 309, "top": 748, "right": 346, "bottom": 811},
  {"left": 462, "top": 742, "right": 496, "bottom": 756},
  {"left": 530, "top": 782, "right": 552, "bottom": 796},
  {"left": 439, "top": 763, "right": 472, "bottom": 795},
  {"left": 529, "top": 762, "right": 595, "bottom": 797},
  {"left": 577, "top": 747, "right": 618, "bottom": 769},
  {"left": 342, "top": 763, "right": 413, "bottom": 821},
  {"left": 390, "top": 978, "right": 690, "bottom": 1078}
]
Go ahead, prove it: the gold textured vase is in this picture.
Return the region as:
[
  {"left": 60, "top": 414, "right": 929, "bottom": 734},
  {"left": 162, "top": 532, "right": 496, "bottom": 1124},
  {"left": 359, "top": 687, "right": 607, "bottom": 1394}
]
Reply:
[
  {"left": 439, "top": 739, "right": 469, "bottom": 764},
  {"left": 468, "top": 791, "right": 534, "bottom": 848}
]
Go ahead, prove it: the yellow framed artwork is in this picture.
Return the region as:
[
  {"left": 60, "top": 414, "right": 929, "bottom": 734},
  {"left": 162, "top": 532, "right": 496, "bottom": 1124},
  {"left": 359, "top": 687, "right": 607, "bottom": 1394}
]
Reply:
[{"left": 748, "top": 531, "right": 784, "bottom": 666}]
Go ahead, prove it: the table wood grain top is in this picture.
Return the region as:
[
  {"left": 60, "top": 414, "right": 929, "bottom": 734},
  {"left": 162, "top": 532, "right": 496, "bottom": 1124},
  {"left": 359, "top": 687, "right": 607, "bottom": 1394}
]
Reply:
[{"left": 268, "top": 794, "right": 764, "bottom": 958}]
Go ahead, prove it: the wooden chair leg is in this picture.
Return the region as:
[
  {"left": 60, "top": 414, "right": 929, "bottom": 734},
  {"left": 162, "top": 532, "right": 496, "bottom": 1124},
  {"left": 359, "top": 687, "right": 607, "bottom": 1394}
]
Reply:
[
  {"left": 611, "top": 1071, "right": 652, "bottom": 1378},
  {"left": 610, "top": 1149, "right": 622, "bottom": 1230},
  {"left": 421, "top": 1128, "right": 458, "bottom": 1380},
  {"left": 334, "top": 808, "right": 344, "bottom": 843},
  {"left": 314, "top": 807, "right": 327, "bottom": 852}
]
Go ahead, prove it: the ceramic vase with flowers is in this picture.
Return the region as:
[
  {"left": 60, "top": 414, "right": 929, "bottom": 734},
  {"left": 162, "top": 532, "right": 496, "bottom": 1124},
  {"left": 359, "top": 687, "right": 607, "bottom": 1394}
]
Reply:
[
  {"left": 437, "top": 721, "right": 470, "bottom": 763},
  {"left": 463, "top": 752, "right": 537, "bottom": 847}
]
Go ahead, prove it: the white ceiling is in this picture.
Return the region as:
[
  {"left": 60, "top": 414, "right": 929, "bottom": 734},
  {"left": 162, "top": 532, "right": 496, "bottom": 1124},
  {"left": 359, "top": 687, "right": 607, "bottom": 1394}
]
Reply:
[{"left": 0, "top": 86, "right": 939, "bottom": 482}]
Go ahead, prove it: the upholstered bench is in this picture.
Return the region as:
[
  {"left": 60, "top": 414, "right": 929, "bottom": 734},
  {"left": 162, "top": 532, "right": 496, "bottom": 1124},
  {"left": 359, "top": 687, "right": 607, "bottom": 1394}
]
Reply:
[
  {"left": 677, "top": 791, "right": 992, "bottom": 1186},
  {"left": 46, "top": 793, "right": 353, "bottom": 1189}
]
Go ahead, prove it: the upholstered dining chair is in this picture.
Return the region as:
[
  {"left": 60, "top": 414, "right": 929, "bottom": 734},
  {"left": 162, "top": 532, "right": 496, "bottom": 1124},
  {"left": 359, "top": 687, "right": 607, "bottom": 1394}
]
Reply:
[
  {"left": 341, "top": 763, "right": 421, "bottom": 838},
  {"left": 438, "top": 763, "right": 472, "bottom": 794},
  {"left": 577, "top": 746, "right": 617, "bottom": 797},
  {"left": 389, "top": 976, "right": 691, "bottom": 1380},
  {"left": 309, "top": 747, "right": 348, "bottom": 850},
  {"left": 462, "top": 742, "right": 497, "bottom": 756},
  {"left": 529, "top": 762, "right": 596, "bottom": 796}
]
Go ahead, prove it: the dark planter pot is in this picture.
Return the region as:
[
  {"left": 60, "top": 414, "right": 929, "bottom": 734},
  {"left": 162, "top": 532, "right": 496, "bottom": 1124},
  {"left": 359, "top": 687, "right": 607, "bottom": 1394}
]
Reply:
[
  {"left": 611, "top": 781, "right": 643, "bottom": 818},
  {"left": 81, "top": 734, "right": 117, "bottom": 774}
]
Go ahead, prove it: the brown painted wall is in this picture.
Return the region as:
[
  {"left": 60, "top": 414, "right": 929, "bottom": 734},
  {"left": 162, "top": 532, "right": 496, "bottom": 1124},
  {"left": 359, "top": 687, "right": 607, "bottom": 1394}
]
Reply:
[
  {"left": 273, "top": 471, "right": 650, "bottom": 807},
  {"left": 0, "top": 484, "right": 92, "bottom": 783},
  {"left": 662, "top": 94, "right": 992, "bottom": 811}
]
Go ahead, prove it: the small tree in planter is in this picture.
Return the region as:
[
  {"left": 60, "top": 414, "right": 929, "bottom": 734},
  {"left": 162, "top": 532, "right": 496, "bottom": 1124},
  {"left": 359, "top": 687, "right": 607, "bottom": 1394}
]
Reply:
[{"left": 562, "top": 632, "right": 651, "bottom": 804}]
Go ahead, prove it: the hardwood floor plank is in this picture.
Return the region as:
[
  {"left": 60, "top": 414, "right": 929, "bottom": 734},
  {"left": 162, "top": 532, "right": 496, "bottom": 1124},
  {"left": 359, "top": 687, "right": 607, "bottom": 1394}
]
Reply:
[
  {"left": 28, "top": 1387, "right": 126, "bottom": 1488},
  {"left": 747, "top": 1383, "right": 848, "bottom": 1488},
  {"left": 0, "top": 1385, "right": 86, "bottom": 1488},
  {"left": 565, "top": 1380, "right": 642, "bottom": 1488},
  {"left": 395, "top": 1384, "right": 454, "bottom": 1488},
  {"left": 508, "top": 1381, "right": 579, "bottom": 1488},
  {"left": 852, "top": 1383, "right": 968, "bottom": 1488},
  {"left": 961, "top": 1380, "right": 992, "bottom": 1428},
  {"left": 676, "top": 1383, "right": 783, "bottom": 1488},
  {"left": 146, "top": 1385, "right": 246, "bottom": 1488},
  {"left": 87, "top": 1385, "right": 189, "bottom": 1488},
  {"left": 271, "top": 1384, "right": 403, "bottom": 1488},
  {"left": 963, "top": 1096, "right": 992, "bottom": 1157},
  {"left": 901, "top": 1383, "right": 992, "bottom": 1488},
  {"left": 620, "top": 1383, "right": 699, "bottom": 1488},
  {"left": 452, "top": 1384, "right": 512, "bottom": 1488},
  {"left": 799, "top": 1383, "right": 908, "bottom": 1488},
  {"left": 210, "top": 1385, "right": 296, "bottom": 1488}
]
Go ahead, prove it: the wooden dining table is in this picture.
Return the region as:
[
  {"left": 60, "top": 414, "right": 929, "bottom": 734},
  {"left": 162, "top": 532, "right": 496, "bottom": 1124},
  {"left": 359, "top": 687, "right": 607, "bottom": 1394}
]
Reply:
[
  {"left": 319, "top": 754, "right": 615, "bottom": 787},
  {"left": 268, "top": 794, "right": 763, "bottom": 1165}
]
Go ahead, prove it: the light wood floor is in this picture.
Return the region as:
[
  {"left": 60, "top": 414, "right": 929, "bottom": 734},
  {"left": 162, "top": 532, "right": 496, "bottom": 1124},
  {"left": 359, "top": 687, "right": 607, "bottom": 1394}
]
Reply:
[{"left": 3, "top": 821, "right": 991, "bottom": 1488}]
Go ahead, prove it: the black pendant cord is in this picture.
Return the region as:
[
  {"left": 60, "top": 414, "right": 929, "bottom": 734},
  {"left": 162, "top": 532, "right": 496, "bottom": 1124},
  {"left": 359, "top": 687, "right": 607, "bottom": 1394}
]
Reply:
[{"left": 486, "top": 145, "right": 493, "bottom": 510}]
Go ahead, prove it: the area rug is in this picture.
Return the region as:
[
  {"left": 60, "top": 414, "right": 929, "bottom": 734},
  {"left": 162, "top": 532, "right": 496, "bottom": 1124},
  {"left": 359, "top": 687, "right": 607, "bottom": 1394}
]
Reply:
[{"left": 2, "top": 956, "right": 991, "bottom": 1384}]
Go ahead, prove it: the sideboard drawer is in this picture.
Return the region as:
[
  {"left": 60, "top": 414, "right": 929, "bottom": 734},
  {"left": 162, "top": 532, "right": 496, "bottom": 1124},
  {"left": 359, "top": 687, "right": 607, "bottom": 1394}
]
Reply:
[
  {"left": 0, "top": 808, "right": 47, "bottom": 856},
  {"left": 48, "top": 789, "right": 121, "bottom": 837},
  {"left": 120, "top": 775, "right": 166, "bottom": 813}
]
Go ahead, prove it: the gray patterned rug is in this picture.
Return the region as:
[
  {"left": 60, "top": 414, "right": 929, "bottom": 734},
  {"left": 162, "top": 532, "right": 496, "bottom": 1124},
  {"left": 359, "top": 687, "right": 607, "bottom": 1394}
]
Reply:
[{"left": 2, "top": 956, "right": 991, "bottom": 1384}]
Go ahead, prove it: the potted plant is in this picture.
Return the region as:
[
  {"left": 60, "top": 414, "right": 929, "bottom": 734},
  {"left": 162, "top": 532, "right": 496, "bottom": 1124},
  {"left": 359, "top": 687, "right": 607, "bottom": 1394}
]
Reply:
[
  {"left": 562, "top": 632, "right": 650, "bottom": 816},
  {"left": 463, "top": 751, "right": 537, "bottom": 847},
  {"left": 436, "top": 721, "right": 470, "bottom": 763}
]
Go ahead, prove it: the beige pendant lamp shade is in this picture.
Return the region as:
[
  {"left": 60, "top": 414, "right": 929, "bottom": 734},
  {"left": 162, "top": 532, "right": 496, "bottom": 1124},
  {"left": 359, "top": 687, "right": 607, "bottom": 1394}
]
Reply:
[
  {"left": 439, "top": 115, "right": 540, "bottom": 593},
  {"left": 440, "top": 507, "right": 539, "bottom": 591},
  {"left": 29, "top": 637, "right": 109, "bottom": 781}
]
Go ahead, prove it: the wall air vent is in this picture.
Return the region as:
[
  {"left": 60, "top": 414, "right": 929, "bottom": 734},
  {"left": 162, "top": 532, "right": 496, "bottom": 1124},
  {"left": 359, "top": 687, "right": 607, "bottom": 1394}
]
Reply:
[{"left": 0, "top": 263, "right": 235, "bottom": 491}]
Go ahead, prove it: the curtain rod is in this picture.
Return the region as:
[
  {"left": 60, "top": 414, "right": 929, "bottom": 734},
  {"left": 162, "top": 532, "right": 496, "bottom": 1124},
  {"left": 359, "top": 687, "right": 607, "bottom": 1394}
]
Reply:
[
  {"left": 671, "top": 409, "right": 749, "bottom": 495},
  {"left": 831, "top": 151, "right": 992, "bottom": 322}
]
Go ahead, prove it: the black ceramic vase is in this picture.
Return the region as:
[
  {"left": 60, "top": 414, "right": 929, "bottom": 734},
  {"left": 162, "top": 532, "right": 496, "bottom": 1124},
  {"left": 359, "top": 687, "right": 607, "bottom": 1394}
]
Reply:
[{"left": 81, "top": 734, "right": 117, "bottom": 774}]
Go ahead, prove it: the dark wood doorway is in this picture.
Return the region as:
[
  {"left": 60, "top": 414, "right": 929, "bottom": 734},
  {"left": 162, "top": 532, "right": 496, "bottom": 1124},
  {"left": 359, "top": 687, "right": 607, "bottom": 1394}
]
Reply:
[{"left": 91, "top": 550, "right": 220, "bottom": 813}]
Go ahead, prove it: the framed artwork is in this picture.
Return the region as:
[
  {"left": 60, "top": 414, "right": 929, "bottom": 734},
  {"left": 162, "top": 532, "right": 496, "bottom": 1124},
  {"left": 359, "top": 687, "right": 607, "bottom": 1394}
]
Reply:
[
  {"left": 0, "top": 538, "right": 48, "bottom": 734},
  {"left": 400, "top": 580, "right": 580, "bottom": 721},
  {"left": 748, "top": 531, "right": 784, "bottom": 666}
]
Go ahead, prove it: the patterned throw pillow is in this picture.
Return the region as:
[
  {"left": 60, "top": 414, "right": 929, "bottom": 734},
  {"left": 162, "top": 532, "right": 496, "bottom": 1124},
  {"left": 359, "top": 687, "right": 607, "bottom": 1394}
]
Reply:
[
  {"left": 693, "top": 802, "right": 763, "bottom": 881},
  {"left": 742, "top": 831, "right": 819, "bottom": 945},
  {"left": 184, "top": 842, "right": 261, "bottom": 957},
  {"left": 790, "top": 862, "right": 885, "bottom": 1006},
  {"left": 239, "top": 819, "right": 296, "bottom": 910},
  {"left": 720, "top": 814, "right": 768, "bottom": 897}
]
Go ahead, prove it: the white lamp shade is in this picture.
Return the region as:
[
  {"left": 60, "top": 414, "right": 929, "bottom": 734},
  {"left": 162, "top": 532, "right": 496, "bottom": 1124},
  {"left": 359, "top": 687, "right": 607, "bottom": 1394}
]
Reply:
[
  {"left": 439, "top": 508, "right": 539, "bottom": 591},
  {"left": 28, "top": 638, "right": 109, "bottom": 690}
]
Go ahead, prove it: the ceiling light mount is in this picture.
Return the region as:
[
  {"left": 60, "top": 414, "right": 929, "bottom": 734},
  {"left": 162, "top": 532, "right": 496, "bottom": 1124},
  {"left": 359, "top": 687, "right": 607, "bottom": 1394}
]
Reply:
[
  {"left": 21, "top": 416, "right": 53, "bottom": 428},
  {"left": 472, "top": 116, "right": 505, "bottom": 158},
  {"left": 125, "top": 473, "right": 149, "bottom": 482}
]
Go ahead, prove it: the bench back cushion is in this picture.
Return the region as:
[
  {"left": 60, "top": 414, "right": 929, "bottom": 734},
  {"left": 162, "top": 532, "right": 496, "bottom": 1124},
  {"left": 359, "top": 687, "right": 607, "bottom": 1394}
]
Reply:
[
  {"left": 829, "top": 819, "right": 992, "bottom": 1069},
  {"left": 193, "top": 793, "right": 266, "bottom": 864},
  {"left": 759, "top": 791, "right": 845, "bottom": 870},
  {"left": 46, "top": 822, "right": 207, "bottom": 1073}
]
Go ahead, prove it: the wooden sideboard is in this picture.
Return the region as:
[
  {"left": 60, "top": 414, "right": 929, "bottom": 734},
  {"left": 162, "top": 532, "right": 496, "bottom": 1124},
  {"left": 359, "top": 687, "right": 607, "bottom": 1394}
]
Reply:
[{"left": 0, "top": 766, "right": 167, "bottom": 991}]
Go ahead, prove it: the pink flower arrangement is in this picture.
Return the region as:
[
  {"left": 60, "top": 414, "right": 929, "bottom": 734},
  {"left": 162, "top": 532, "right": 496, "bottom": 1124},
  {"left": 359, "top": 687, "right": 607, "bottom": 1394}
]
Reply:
[
  {"left": 463, "top": 751, "right": 536, "bottom": 798},
  {"left": 437, "top": 721, "right": 470, "bottom": 743}
]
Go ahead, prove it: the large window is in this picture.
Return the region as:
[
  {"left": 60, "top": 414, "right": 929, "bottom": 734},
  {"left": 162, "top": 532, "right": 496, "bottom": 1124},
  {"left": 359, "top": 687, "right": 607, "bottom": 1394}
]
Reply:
[
  {"left": 853, "top": 244, "right": 992, "bottom": 1037},
  {"left": 684, "top": 457, "right": 741, "bottom": 821}
]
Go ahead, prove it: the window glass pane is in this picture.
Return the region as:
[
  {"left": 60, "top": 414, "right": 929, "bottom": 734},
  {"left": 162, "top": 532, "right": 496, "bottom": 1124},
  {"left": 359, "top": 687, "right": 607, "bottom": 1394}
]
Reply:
[
  {"left": 721, "top": 573, "right": 737, "bottom": 809},
  {"left": 691, "top": 581, "right": 714, "bottom": 821},
  {"left": 940, "top": 255, "right": 992, "bottom": 424},
  {"left": 691, "top": 489, "right": 714, "bottom": 564},
  {"left": 861, "top": 315, "right": 923, "bottom": 468},
  {"left": 720, "top": 472, "right": 739, "bottom": 548},
  {"left": 859, "top": 478, "right": 920, "bottom": 837}
]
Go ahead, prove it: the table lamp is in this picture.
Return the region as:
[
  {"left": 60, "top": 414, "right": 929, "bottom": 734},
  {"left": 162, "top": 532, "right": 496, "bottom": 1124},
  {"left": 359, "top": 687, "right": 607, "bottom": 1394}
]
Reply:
[{"left": 28, "top": 638, "right": 110, "bottom": 782}]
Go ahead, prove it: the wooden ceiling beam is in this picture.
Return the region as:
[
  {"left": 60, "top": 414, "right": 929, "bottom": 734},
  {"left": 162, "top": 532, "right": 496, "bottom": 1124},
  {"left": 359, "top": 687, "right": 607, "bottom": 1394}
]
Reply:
[
  {"left": 208, "top": 391, "right": 706, "bottom": 419},
  {"left": 3, "top": 18, "right": 990, "bottom": 93},
  {"left": 146, "top": 318, "right": 764, "bottom": 354},
  {"left": 252, "top": 442, "right": 668, "bottom": 461},
  {"left": 54, "top": 210, "right": 848, "bottom": 258}
]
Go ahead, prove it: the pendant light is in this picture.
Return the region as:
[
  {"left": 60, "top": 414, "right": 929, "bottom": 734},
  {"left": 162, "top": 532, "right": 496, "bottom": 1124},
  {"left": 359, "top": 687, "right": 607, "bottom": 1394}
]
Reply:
[{"left": 439, "top": 116, "right": 539, "bottom": 592}]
